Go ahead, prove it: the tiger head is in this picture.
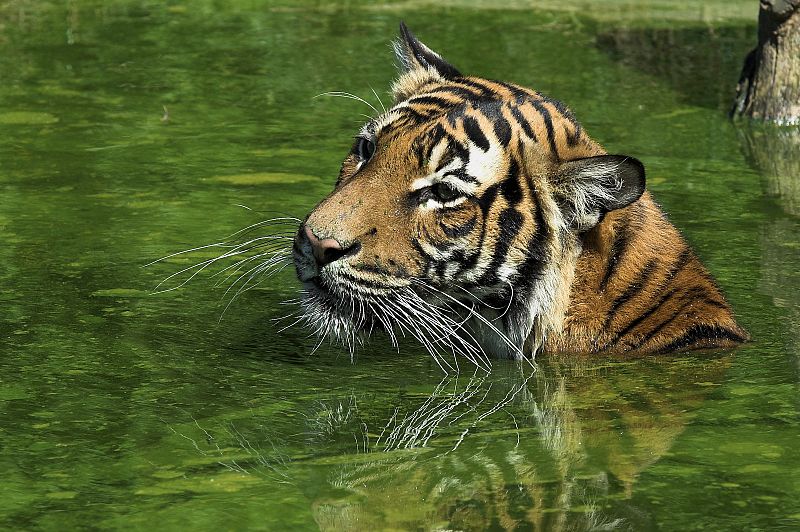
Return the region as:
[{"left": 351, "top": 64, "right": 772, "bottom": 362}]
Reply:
[{"left": 293, "top": 23, "right": 645, "bottom": 364}]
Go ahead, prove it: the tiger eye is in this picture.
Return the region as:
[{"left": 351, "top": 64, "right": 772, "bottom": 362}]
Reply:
[{"left": 431, "top": 182, "right": 461, "bottom": 203}]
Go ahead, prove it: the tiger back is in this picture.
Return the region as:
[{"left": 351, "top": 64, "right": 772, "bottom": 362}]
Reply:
[{"left": 292, "top": 23, "right": 747, "bottom": 361}]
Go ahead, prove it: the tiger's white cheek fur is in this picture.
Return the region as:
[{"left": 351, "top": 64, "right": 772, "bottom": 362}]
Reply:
[{"left": 516, "top": 191, "right": 576, "bottom": 356}]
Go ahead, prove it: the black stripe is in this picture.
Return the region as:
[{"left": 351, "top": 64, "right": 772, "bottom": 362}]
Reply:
[
  {"left": 446, "top": 249, "right": 467, "bottom": 277},
  {"left": 408, "top": 95, "right": 456, "bottom": 109},
  {"left": 529, "top": 99, "right": 558, "bottom": 158},
  {"left": 420, "top": 224, "right": 453, "bottom": 253},
  {"left": 704, "top": 298, "right": 730, "bottom": 310},
  {"left": 565, "top": 123, "right": 581, "bottom": 147},
  {"left": 509, "top": 105, "right": 538, "bottom": 142},
  {"left": 656, "top": 324, "right": 748, "bottom": 354},
  {"left": 443, "top": 166, "right": 477, "bottom": 184},
  {"left": 637, "top": 287, "right": 708, "bottom": 346},
  {"left": 478, "top": 208, "right": 523, "bottom": 285},
  {"left": 599, "top": 206, "right": 639, "bottom": 291},
  {"left": 435, "top": 259, "right": 449, "bottom": 279},
  {"left": 411, "top": 138, "right": 426, "bottom": 167},
  {"left": 513, "top": 195, "right": 548, "bottom": 296},
  {"left": 428, "top": 85, "right": 485, "bottom": 100},
  {"left": 339, "top": 271, "right": 390, "bottom": 289},
  {"left": 493, "top": 80, "right": 533, "bottom": 104},
  {"left": 447, "top": 249, "right": 468, "bottom": 278},
  {"left": 445, "top": 103, "right": 470, "bottom": 131},
  {"left": 434, "top": 146, "right": 455, "bottom": 173},
  {"left": 424, "top": 125, "right": 448, "bottom": 165},
  {"left": 393, "top": 106, "right": 430, "bottom": 125},
  {"left": 527, "top": 177, "right": 549, "bottom": 261},
  {"left": 441, "top": 215, "right": 477, "bottom": 238},
  {"left": 475, "top": 100, "right": 512, "bottom": 147},
  {"left": 604, "top": 288, "right": 678, "bottom": 351},
  {"left": 453, "top": 78, "right": 498, "bottom": 99},
  {"left": 519, "top": 147, "right": 549, "bottom": 258},
  {"left": 435, "top": 153, "right": 455, "bottom": 173},
  {"left": 460, "top": 187, "right": 498, "bottom": 272},
  {"left": 493, "top": 111, "right": 512, "bottom": 147},
  {"left": 452, "top": 140, "right": 470, "bottom": 165},
  {"left": 462, "top": 115, "right": 490, "bottom": 151},
  {"left": 476, "top": 183, "right": 500, "bottom": 217},
  {"left": 499, "top": 157, "right": 523, "bottom": 206},
  {"left": 537, "top": 93, "right": 579, "bottom": 127},
  {"left": 427, "top": 123, "right": 447, "bottom": 144},
  {"left": 603, "top": 257, "right": 659, "bottom": 329},
  {"left": 379, "top": 117, "right": 416, "bottom": 137},
  {"left": 602, "top": 248, "right": 693, "bottom": 349}
]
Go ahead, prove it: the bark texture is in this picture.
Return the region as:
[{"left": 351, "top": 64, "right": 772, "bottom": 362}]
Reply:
[{"left": 731, "top": 0, "right": 800, "bottom": 124}]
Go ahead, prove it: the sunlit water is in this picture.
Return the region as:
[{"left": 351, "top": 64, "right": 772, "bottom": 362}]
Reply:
[{"left": 1, "top": 1, "right": 798, "bottom": 530}]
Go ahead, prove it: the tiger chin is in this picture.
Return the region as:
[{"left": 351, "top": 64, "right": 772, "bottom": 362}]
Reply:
[{"left": 292, "top": 23, "right": 748, "bottom": 363}]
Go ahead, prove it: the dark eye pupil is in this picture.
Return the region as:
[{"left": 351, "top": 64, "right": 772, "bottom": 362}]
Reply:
[
  {"left": 432, "top": 182, "right": 460, "bottom": 202},
  {"left": 357, "top": 138, "right": 375, "bottom": 161}
]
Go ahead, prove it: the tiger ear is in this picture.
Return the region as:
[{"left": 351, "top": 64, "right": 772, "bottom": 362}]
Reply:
[
  {"left": 555, "top": 155, "right": 646, "bottom": 231},
  {"left": 392, "top": 22, "right": 461, "bottom": 101}
]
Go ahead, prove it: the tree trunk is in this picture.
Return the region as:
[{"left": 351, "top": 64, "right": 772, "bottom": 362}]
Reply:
[{"left": 731, "top": 0, "right": 800, "bottom": 124}]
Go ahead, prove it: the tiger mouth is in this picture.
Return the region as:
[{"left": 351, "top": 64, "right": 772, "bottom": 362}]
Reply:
[
  {"left": 312, "top": 268, "right": 411, "bottom": 296},
  {"left": 303, "top": 272, "right": 405, "bottom": 324}
]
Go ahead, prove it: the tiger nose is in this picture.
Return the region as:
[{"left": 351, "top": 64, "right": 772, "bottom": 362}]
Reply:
[{"left": 304, "top": 226, "right": 358, "bottom": 267}]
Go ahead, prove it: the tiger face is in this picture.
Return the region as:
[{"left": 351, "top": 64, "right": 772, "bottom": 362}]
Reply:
[{"left": 292, "top": 24, "right": 648, "bottom": 364}]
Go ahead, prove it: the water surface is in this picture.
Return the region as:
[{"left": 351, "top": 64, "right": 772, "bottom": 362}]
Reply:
[{"left": 1, "top": 1, "right": 798, "bottom": 530}]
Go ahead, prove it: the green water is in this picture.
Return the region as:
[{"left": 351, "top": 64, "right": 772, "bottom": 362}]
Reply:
[{"left": 1, "top": 1, "right": 798, "bottom": 530}]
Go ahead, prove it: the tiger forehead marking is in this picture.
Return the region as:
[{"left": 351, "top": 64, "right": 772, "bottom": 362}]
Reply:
[{"left": 291, "top": 23, "right": 747, "bottom": 367}]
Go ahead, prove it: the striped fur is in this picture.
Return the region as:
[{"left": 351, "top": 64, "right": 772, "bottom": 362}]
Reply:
[{"left": 293, "top": 23, "right": 747, "bottom": 361}]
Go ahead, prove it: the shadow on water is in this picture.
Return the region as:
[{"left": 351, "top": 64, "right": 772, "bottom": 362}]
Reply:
[
  {"left": 156, "top": 354, "right": 731, "bottom": 530},
  {"left": 737, "top": 124, "right": 800, "bottom": 373},
  {"left": 595, "top": 23, "right": 755, "bottom": 111}
]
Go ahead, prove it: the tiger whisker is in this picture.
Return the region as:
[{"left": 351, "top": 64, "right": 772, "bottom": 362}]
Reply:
[
  {"left": 276, "top": 315, "right": 305, "bottom": 335},
  {"left": 271, "top": 310, "right": 300, "bottom": 324},
  {"left": 496, "top": 281, "right": 516, "bottom": 321},
  {"left": 231, "top": 205, "right": 302, "bottom": 222},
  {"left": 146, "top": 220, "right": 294, "bottom": 269},
  {"left": 314, "top": 91, "right": 380, "bottom": 116},
  {"left": 382, "top": 296, "right": 457, "bottom": 374},
  {"left": 395, "top": 291, "right": 484, "bottom": 372},
  {"left": 151, "top": 248, "right": 254, "bottom": 293},
  {"left": 403, "top": 290, "right": 489, "bottom": 372},
  {"left": 222, "top": 256, "right": 292, "bottom": 303},
  {"left": 145, "top": 241, "right": 231, "bottom": 267},
  {"left": 399, "top": 289, "right": 486, "bottom": 358},
  {"left": 210, "top": 243, "right": 288, "bottom": 277},
  {"left": 213, "top": 249, "right": 290, "bottom": 287},
  {"left": 224, "top": 219, "right": 300, "bottom": 240},
  {"left": 369, "top": 85, "right": 387, "bottom": 114},
  {"left": 451, "top": 285, "right": 508, "bottom": 312},
  {"left": 151, "top": 234, "right": 293, "bottom": 293},
  {"left": 411, "top": 279, "right": 526, "bottom": 361}
]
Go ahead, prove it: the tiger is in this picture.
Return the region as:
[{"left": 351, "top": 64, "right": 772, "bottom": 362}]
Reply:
[{"left": 292, "top": 22, "right": 748, "bottom": 363}]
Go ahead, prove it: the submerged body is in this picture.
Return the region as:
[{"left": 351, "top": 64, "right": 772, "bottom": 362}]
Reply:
[{"left": 292, "top": 24, "right": 747, "bottom": 362}]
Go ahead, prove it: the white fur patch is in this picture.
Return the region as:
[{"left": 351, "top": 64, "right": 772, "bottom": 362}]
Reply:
[
  {"left": 427, "top": 138, "right": 450, "bottom": 171},
  {"left": 411, "top": 175, "right": 436, "bottom": 191},
  {"left": 466, "top": 139, "right": 502, "bottom": 184},
  {"left": 419, "top": 195, "right": 467, "bottom": 211}
]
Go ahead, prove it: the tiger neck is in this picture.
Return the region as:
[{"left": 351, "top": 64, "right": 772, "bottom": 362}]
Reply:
[{"left": 540, "top": 192, "right": 745, "bottom": 355}]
